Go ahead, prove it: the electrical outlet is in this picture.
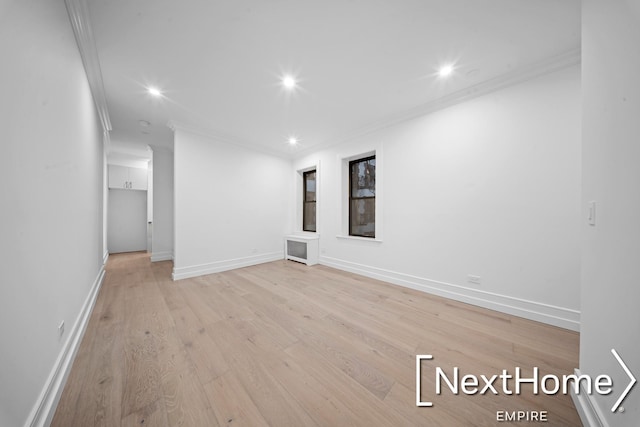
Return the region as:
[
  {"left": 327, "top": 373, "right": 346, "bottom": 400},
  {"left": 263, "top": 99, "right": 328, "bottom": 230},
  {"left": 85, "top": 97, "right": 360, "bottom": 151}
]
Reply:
[
  {"left": 58, "top": 321, "right": 65, "bottom": 339},
  {"left": 467, "top": 275, "right": 481, "bottom": 285},
  {"left": 588, "top": 201, "right": 596, "bottom": 226}
]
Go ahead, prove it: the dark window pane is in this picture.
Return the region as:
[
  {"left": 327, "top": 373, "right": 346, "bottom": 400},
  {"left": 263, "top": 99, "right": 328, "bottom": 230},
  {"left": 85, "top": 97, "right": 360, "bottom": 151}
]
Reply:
[
  {"left": 348, "top": 156, "right": 375, "bottom": 238},
  {"left": 350, "top": 158, "right": 375, "bottom": 198},
  {"left": 303, "top": 170, "right": 317, "bottom": 232},
  {"left": 350, "top": 198, "right": 375, "bottom": 237},
  {"left": 303, "top": 202, "right": 316, "bottom": 232},
  {"left": 304, "top": 171, "right": 316, "bottom": 202}
]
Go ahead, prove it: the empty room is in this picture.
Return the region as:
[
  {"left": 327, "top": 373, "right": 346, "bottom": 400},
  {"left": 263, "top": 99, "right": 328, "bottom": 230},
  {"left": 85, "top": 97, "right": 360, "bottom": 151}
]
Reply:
[{"left": 1, "top": 0, "right": 639, "bottom": 426}]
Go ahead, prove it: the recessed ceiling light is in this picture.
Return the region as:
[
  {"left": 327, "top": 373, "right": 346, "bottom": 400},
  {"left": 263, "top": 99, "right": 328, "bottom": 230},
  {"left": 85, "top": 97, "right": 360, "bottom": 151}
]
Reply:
[
  {"left": 282, "top": 75, "right": 296, "bottom": 90},
  {"left": 288, "top": 136, "right": 298, "bottom": 145},
  {"left": 147, "top": 86, "right": 162, "bottom": 97},
  {"left": 438, "top": 65, "right": 454, "bottom": 78},
  {"left": 138, "top": 120, "right": 150, "bottom": 127}
]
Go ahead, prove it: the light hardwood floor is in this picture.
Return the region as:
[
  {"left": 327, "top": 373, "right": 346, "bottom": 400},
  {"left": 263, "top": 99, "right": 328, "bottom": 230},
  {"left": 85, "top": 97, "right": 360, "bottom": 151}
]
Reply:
[{"left": 52, "top": 252, "right": 581, "bottom": 426}]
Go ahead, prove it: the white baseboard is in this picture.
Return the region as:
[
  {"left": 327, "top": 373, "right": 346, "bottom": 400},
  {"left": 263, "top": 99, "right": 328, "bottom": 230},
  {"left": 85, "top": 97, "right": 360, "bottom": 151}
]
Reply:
[
  {"left": 172, "top": 251, "right": 283, "bottom": 280},
  {"left": 570, "top": 368, "right": 609, "bottom": 427},
  {"left": 319, "top": 256, "right": 580, "bottom": 331},
  {"left": 25, "top": 265, "right": 106, "bottom": 427},
  {"left": 103, "top": 249, "right": 109, "bottom": 265},
  {"left": 151, "top": 251, "right": 174, "bottom": 262}
]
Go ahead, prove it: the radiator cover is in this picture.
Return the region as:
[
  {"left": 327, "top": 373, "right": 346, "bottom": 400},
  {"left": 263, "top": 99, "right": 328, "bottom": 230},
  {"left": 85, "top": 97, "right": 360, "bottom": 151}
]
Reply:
[{"left": 284, "top": 234, "right": 319, "bottom": 266}]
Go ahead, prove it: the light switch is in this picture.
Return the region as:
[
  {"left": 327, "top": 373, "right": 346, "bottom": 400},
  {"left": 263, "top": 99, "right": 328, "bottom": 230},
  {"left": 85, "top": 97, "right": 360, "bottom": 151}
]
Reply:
[{"left": 588, "top": 201, "right": 596, "bottom": 226}]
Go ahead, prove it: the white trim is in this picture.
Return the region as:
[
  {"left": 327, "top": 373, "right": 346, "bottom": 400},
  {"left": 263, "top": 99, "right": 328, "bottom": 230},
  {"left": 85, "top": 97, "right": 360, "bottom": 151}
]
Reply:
[
  {"left": 64, "top": 0, "right": 111, "bottom": 134},
  {"left": 295, "top": 161, "right": 321, "bottom": 234},
  {"left": 25, "top": 266, "right": 106, "bottom": 427},
  {"left": 570, "top": 368, "right": 609, "bottom": 427},
  {"left": 167, "top": 120, "right": 289, "bottom": 159},
  {"left": 336, "top": 235, "right": 383, "bottom": 243},
  {"left": 319, "top": 255, "right": 580, "bottom": 331},
  {"left": 103, "top": 249, "right": 109, "bottom": 265},
  {"left": 151, "top": 251, "right": 174, "bottom": 262},
  {"left": 298, "top": 165, "right": 318, "bottom": 174},
  {"left": 339, "top": 147, "right": 383, "bottom": 240},
  {"left": 294, "top": 48, "right": 580, "bottom": 159},
  {"left": 172, "top": 251, "right": 284, "bottom": 280},
  {"left": 285, "top": 233, "right": 320, "bottom": 241}
]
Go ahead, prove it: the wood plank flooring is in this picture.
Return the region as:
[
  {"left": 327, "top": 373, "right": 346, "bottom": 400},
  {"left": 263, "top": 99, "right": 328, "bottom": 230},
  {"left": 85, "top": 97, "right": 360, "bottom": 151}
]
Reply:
[{"left": 52, "top": 252, "right": 581, "bottom": 426}]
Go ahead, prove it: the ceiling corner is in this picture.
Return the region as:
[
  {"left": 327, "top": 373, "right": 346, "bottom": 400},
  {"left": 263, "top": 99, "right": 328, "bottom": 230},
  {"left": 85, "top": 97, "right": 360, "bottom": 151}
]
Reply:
[{"left": 65, "top": 0, "right": 112, "bottom": 134}]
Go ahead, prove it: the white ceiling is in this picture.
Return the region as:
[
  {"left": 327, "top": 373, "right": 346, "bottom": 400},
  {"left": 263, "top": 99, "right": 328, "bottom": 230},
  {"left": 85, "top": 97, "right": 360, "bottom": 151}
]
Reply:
[{"left": 88, "top": 0, "right": 581, "bottom": 158}]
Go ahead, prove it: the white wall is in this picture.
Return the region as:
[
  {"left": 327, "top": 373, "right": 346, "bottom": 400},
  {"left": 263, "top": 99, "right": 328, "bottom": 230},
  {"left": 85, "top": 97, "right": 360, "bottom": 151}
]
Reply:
[
  {"left": 294, "top": 65, "right": 582, "bottom": 329},
  {"left": 151, "top": 145, "right": 174, "bottom": 261},
  {"left": 578, "top": 1, "right": 640, "bottom": 425},
  {"left": 173, "top": 128, "right": 292, "bottom": 279},
  {"left": 0, "top": 1, "right": 105, "bottom": 426}
]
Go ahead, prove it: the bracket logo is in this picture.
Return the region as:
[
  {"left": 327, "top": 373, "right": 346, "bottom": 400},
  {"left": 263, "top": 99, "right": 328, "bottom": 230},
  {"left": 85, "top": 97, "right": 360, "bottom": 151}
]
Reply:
[
  {"left": 610, "top": 349, "right": 637, "bottom": 412},
  {"left": 416, "top": 349, "right": 636, "bottom": 413}
]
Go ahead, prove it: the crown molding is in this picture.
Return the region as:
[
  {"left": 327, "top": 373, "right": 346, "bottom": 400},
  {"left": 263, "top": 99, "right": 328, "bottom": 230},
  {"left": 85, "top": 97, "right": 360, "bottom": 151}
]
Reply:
[
  {"left": 102, "top": 129, "right": 110, "bottom": 150},
  {"left": 171, "top": 47, "right": 579, "bottom": 161},
  {"left": 294, "top": 47, "right": 581, "bottom": 159},
  {"left": 167, "top": 120, "right": 292, "bottom": 160},
  {"left": 65, "top": 0, "right": 112, "bottom": 134}
]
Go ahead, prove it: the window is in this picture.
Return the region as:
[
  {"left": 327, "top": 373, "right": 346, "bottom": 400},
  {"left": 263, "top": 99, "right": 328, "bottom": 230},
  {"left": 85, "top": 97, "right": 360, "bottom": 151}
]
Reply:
[
  {"left": 303, "top": 170, "right": 316, "bottom": 232},
  {"left": 349, "top": 156, "right": 375, "bottom": 237}
]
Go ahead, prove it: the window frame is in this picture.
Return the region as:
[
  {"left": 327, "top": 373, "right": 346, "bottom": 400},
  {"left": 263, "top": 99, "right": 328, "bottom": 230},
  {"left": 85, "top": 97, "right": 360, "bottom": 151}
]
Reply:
[
  {"left": 348, "top": 155, "right": 376, "bottom": 238},
  {"left": 302, "top": 169, "right": 317, "bottom": 232}
]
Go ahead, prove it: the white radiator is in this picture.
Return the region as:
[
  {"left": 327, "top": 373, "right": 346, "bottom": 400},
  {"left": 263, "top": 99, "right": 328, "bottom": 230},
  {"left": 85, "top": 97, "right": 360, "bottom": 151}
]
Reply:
[{"left": 284, "top": 234, "right": 319, "bottom": 266}]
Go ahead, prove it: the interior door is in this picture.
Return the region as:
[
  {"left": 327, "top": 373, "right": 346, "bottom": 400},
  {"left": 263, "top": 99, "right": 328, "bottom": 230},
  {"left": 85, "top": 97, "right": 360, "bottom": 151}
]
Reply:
[{"left": 107, "top": 188, "right": 148, "bottom": 253}]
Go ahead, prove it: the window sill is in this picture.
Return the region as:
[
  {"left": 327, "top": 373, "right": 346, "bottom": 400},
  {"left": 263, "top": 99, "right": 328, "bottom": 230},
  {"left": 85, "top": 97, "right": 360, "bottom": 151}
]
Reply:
[
  {"left": 336, "top": 235, "right": 383, "bottom": 243},
  {"left": 286, "top": 232, "right": 320, "bottom": 241}
]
